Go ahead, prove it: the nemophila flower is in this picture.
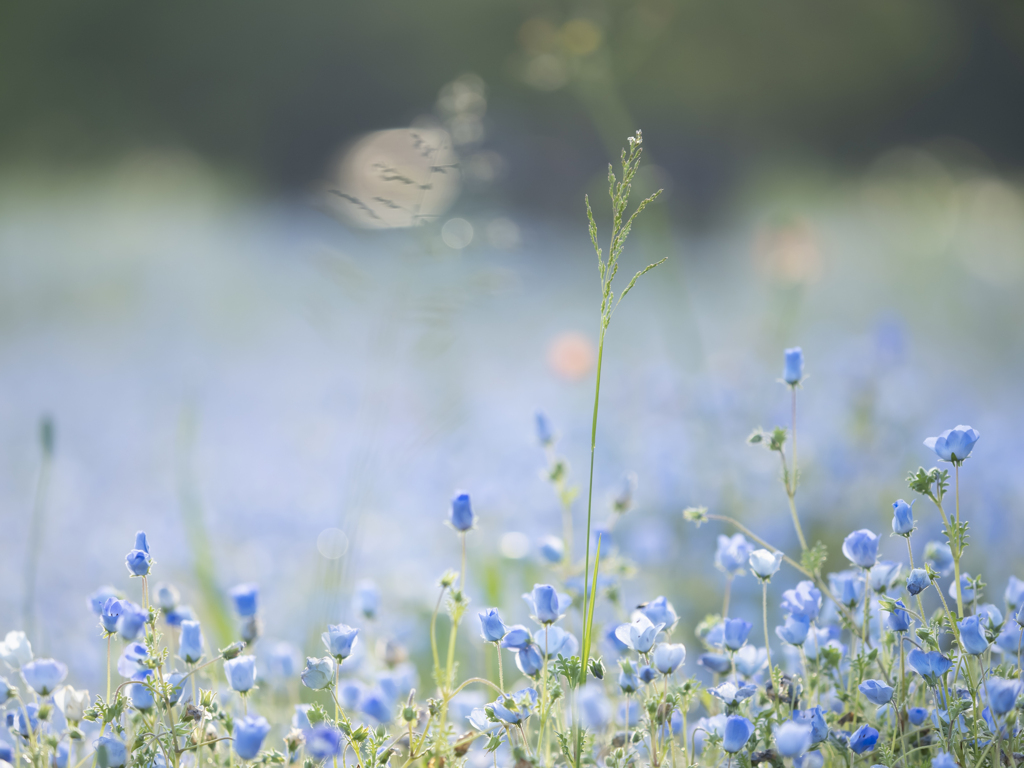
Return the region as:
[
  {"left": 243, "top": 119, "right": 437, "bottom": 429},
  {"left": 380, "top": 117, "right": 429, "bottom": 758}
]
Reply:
[
  {"left": 467, "top": 706, "right": 499, "bottom": 732},
  {"left": 715, "top": 534, "right": 755, "bottom": 576},
  {"left": 228, "top": 583, "right": 259, "bottom": 617},
  {"left": 640, "top": 596, "right": 678, "bottom": 629},
  {"left": 722, "top": 715, "right": 755, "bottom": 753},
  {"left": 792, "top": 707, "right": 828, "bottom": 744},
  {"left": 0, "top": 741, "right": 12, "bottom": 763},
  {"left": 849, "top": 725, "right": 878, "bottom": 754},
  {"left": 15, "top": 704, "right": 39, "bottom": 736},
  {"left": 907, "top": 707, "right": 928, "bottom": 726},
  {"left": 578, "top": 684, "right": 612, "bottom": 730},
  {"left": 306, "top": 726, "right": 342, "bottom": 760},
  {"left": 224, "top": 655, "right": 257, "bottom": 692},
  {"left": 734, "top": 646, "right": 768, "bottom": 678},
  {"left": 523, "top": 584, "right": 571, "bottom": 625},
  {"left": 301, "top": 657, "right": 334, "bottom": 690},
  {"left": 907, "top": 569, "right": 930, "bottom": 595},
  {"left": 233, "top": 715, "right": 270, "bottom": 759},
  {"left": 361, "top": 689, "right": 393, "bottom": 723},
  {"left": 775, "top": 721, "right": 813, "bottom": 758},
  {"left": 478, "top": 609, "right": 507, "bottom": 643},
  {"left": 749, "top": 549, "right": 783, "bottom": 580},
  {"left": 116, "top": 601, "right": 147, "bottom": 640},
  {"left": 782, "top": 581, "right": 822, "bottom": 622},
  {"left": 958, "top": 616, "right": 989, "bottom": 655},
  {"left": 924, "top": 425, "right": 980, "bottom": 464},
  {"left": 892, "top": 499, "right": 915, "bottom": 536},
  {"left": 978, "top": 604, "right": 1003, "bottom": 634},
  {"left": 21, "top": 658, "right": 67, "bottom": 695},
  {"left": 611, "top": 472, "right": 638, "bottom": 515},
  {"left": 618, "top": 663, "right": 639, "bottom": 693},
  {"left": 337, "top": 680, "right": 364, "bottom": 711},
  {"left": 538, "top": 536, "right": 564, "bottom": 564},
  {"left": 842, "top": 529, "right": 879, "bottom": 569},
  {"left": 0, "top": 631, "right": 33, "bottom": 668},
  {"left": 449, "top": 492, "right": 475, "bottom": 531},
  {"left": 500, "top": 625, "right": 532, "bottom": 650},
  {"left": 783, "top": 347, "right": 804, "bottom": 385},
  {"left": 886, "top": 600, "right": 911, "bottom": 633},
  {"left": 986, "top": 678, "right": 1021, "bottom": 716},
  {"left": 515, "top": 643, "right": 544, "bottom": 677},
  {"left": 95, "top": 736, "right": 127, "bottom": 768},
  {"left": 794, "top": 752, "right": 823, "bottom": 768},
  {"left": 711, "top": 681, "right": 757, "bottom": 706},
  {"left": 117, "top": 643, "right": 148, "bottom": 678},
  {"left": 539, "top": 626, "right": 578, "bottom": 658},
  {"left": 491, "top": 689, "right": 538, "bottom": 724},
  {"left": 869, "top": 561, "right": 901, "bottom": 593},
  {"left": 352, "top": 579, "right": 380, "bottom": 620},
  {"left": 178, "top": 620, "right": 204, "bottom": 664},
  {"left": 1017, "top": 603, "right": 1024, "bottom": 629},
  {"left": 776, "top": 616, "right": 810, "bottom": 646},
  {"left": 950, "top": 573, "right": 976, "bottom": 603},
  {"left": 722, "top": 618, "right": 752, "bottom": 650},
  {"left": 638, "top": 665, "right": 657, "bottom": 684},
  {"left": 87, "top": 586, "right": 120, "bottom": 614},
  {"left": 165, "top": 605, "right": 194, "bottom": 627},
  {"left": 924, "top": 541, "right": 954, "bottom": 576},
  {"left": 0, "top": 676, "right": 15, "bottom": 703},
  {"left": 535, "top": 411, "right": 554, "bottom": 446},
  {"left": 241, "top": 617, "right": 261, "bottom": 646},
  {"left": 698, "top": 653, "right": 731, "bottom": 674},
  {"left": 153, "top": 582, "right": 179, "bottom": 611},
  {"left": 829, "top": 570, "right": 865, "bottom": 608},
  {"left": 859, "top": 679, "right": 894, "bottom": 706},
  {"left": 322, "top": 624, "right": 359, "bottom": 661},
  {"left": 615, "top": 614, "right": 664, "bottom": 653},
  {"left": 653, "top": 643, "right": 685, "bottom": 674},
  {"left": 932, "top": 752, "right": 957, "bottom": 768},
  {"left": 908, "top": 649, "right": 953, "bottom": 684},
  {"left": 267, "top": 645, "right": 299, "bottom": 685},
  {"left": 129, "top": 670, "right": 154, "bottom": 710},
  {"left": 124, "top": 531, "right": 151, "bottom": 577},
  {"left": 1004, "top": 576, "right": 1024, "bottom": 611},
  {"left": 167, "top": 672, "right": 186, "bottom": 705},
  {"left": 802, "top": 627, "right": 840, "bottom": 661}
]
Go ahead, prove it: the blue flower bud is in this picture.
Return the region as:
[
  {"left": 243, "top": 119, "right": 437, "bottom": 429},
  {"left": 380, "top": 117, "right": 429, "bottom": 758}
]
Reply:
[
  {"left": 848, "top": 725, "right": 878, "bottom": 754},
  {"left": 224, "top": 655, "right": 257, "bottom": 692},
  {"left": 792, "top": 707, "right": 828, "bottom": 745},
  {"left": 117, "top": 643, "right": 148, "bottom": 678},
  {"left": 351, "top": 579, "right": 380, "bottom": 620},
  {"left": 500, "top": 625, "right": 532, "bottom": 650},
  {"left": 491, "top": 688, "right": 538, "bottom": 724},
  {"left": 950, "top": 573, "right": 976, "bottom": 603},
  {"left": 523, "top": 584, "right": 571, "bottom": 625},
  {"left": 124, "top": 531, "right": 151, "bottom": 577},
  {"left": 715, "top": 534, "right": 754, "bottom": 576},
  {"left": 115, "top": 601, "right": 147, "bottom": 641},
  {"left": 478, "top": 609, "right": 507, "bottom": 643},
  {"left": 167, "top": 672, "right": 186, "bottom": 705},
  {"left": 907, "top": 649, "right": 953, "bottom": 684},
  {"left": 986, "top": 678, "right": 1021, "bottom": 716},
  {"left": 886, "top": 600, "right": 911, "bottom": 633},
  {"left": 1005, "top": 576, "right": 1024, "bottom": 611},
  {"left": 923, "top": 425, "right": 980, "bottom": 464},
  {"left": 618, "top": 666, "right": 639, "bottom": 693},
  {"left": 722, "top": 715, "right": 755, "bottom": 753},
  {"left": 868, "top": 561, "right": 901, "bottom": 593},
  {"left": 638, "top": 665, "right": 656, "bottom": 684},
  {"left": 749, "top": 549, "right": 783, "bottom": 580},
  {"left": 924, "top": 541, "right": 954, "bottom": 576},
  {"left": 87, "top": 587, "right": 120, "bottom": 615},
  {"left": 842, "top": 529, "right": 879, "bottom": 569},
  {"left": 129, "top": 670, "right": 154, "bottom": 710},
  {"left": 178, "top": 620, "right": 204, "bottom": 664},
  {"left": 958, "top": 616, "right": 989, "bottom": 655},
  {"left": 301, "top": 657, "right": 335, "bottom": 690},
  {"left": 907, "top": 569, "right": 930, "bottom": 595},
  {"left": 322, "top": 624, "right": 359, "bottom": 661},
  {"left": 697, "top": 653, "right": 732, "bottom": 675},
  {"left": 154, "top": 583, "right": 180, "bottom": 611},
  {"left": 449, "top": 492, "right": 475, "bottom": 532},
  {"left": 907, "top": 707, "right": 928, "bottom": 725},
  {"left": 858, "top": 679, "right": 894, "bottom": 706},
  {"left": 783, "top": 347, "right": 804, "bottom": 385},
  {"left": 94, "top": 736, "right": 127, "bottom": 768},
  {"left": 535, "top": 412, "right": 554, "bottom": 446},
  {"left": 722, "top": 618, "right": 752, "bottom": 651},
  {"left": 775, "top": 721, "right": 812, "bottom": 758},
  {"left": 361, "top": 689, "right": 393, "bottom": 723},
  {"left": 228, "top": 583, "right": 259, "bottom": 617},
  {"left": 306, "top": 726, "right": 342, "bottom": 760},
  {"left": 515, "top": 644, "right": 544, "bottom": 677},
  {"left": 828, "top": 570, "right": 865, "bottom": 608},
  {"left": 234, "top": 715, "right": 270, "bottom": 760},
  {"left": 16, "top": 704, "right": 38, "bottom": 737},
  {"left": 781, "top": 581, "right": 821, "bottom": 623},
  {"left": 892, "top": 499, "right": 915, "bottom": 536},
  {"left": 640, "top": 596, "right": 678, "bottom": 629},
  {"left": 21, "top": 659, "right": 67, "bottom": 696},
  {"left": 652, "top": 643, "right": 685, "bottom": 674},
  {"left": 776, "top": 616, "right": 810, "bottom": 646},
  {"left": 538, "top": 536, "right": 564, "bottom": 564}
]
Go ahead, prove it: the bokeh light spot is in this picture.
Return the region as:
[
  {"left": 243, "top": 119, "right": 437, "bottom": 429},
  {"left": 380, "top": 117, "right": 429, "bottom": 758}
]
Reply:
[
  {"left": 547, "top": 331, "right": 595, "bottom": 381},
  {"left": 317, "top": 528, "right": 349, "bottom": 560},
  {"left": 500, "top": 532, "right": 530, "bottom": 559},
  {"left": 441, "top": 218, "right": 474, "bottom": 249}
]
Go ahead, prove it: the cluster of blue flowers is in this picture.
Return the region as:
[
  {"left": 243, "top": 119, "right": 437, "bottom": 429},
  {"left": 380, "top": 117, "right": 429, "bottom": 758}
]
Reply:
[{"left": 0, "top": 346, "right": 1014, "bottom": 768}]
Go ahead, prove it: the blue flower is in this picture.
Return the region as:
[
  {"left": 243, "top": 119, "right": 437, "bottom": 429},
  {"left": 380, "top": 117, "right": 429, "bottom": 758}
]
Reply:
[
  {"left": 775, "top": 721, "right": 812, "bottom": 758},
  {"left": 535, "top": 412, "right": 554, "bottom": 446},
  {"left": 828, "top": 570, "right": 865, "bottom": 608},
  {"left": 523, "top": 584, "right": 571, "bottom": 625},
  {"left": 722, "top": 618, "right": 752, "bottom": 651},
  {"left": 614, "top": 614, "right": 664, "bottom": 653},
  {"left": 15, "top": 704, "right": 38, "bottom": 737},
  {"left": 715, "top": 534, "right": 755, "bottom": 576},
  {"left": 710, "top": 682, "right": 757, "bottom": 706},
  {"left": 722, "top": 715, "right": 755, "bottom": 753},
  {"left": 116, "top": 601, "right": 147, "bottom": 640},
  {"left": 618, "top": 661, "right": 639, "bottom": 693},
  {"left": 908, "top": 649, "right": 953, "bottom": 684},
  {"left": 950, "top": 573, "right": 975, "bottom": 603},
  {"left": 886, "top": 600, "right": 911, "bottom": 633},
  {"left": 178, "top": 620, "right": 204, "bottom": 664},
  {"left": 932, "top": 752, "right": 957, "bottom": 768},
  {"left": 907, "top": 569, "right": 930, "bottom": 595},
  {"left": 125, "top": 531, "right": 151, "bottom": 577},
  {"left": 95, "top": 736, "right": 127, "bottom": 768},
  {"left": 322, "top": 624, "right": 359, "bottom": 661},
  {"left": 958, "top": 616, "right": 989, "bottom": 655},
  {"left": 165, "top": 606, "right": 195, "bottom": 627},
  {"left": 167, "top": 672, "right": 186, "bottom": 705},
  {"left": 300, "top": 657, "right": 335, "bottom": 690},
  {"left": 361, "top": 689, "right": 393, "bottom": 723},
  {"left": 986, "top": 678, "right": 1021, "bottom": 716},
  {"left": 538, "top": 536, "right": 564, "bottom": 564},
  {"left": 776, "top": 616, "right": 810, "bottom": 646},
  {"left": 500, "top": 625, "right": 532, "bottom": 650},
  {"left": 848, "top": 725, "right": 878, "bottom": 754},
  {"left": 749, "top": 549, "right": 783, "bottom": 580},
  {"left": 640, "top": 596, "right": 678, "bottom": 628},
  {"left": 515, "top": 644, "right": 544, "bottom": 677},
  {"left": 783, "top": 347, "right": 804, "bottom": 385},
  {"left": 352, "top": 580, "right": 380, "bottom": 620},
  {"left": 306, "top": 726, "right": 342, "bottom": 760},
  {"left": 781, "top": 581, "right": 822, "bottom": 622},
  {"left": 638, "top": 665, "right": 657, "bottom": 685},
  {"left": 924, "top": 425, "right": 980, "bottom": 464},
  {"left": 978, "top": 604, "right": 1003, "bottom": 635},
  {"left": 21, "top": 658, "right": 67, "bottom": 695},
  {"left": 539, "top": 626, "right": 578, "bottom": 659},
  {"left": 0, "top": 740, "right": 12, "bottom": 763},
  {"left": 698, "top": 653, "right": 732, "bottom": 674},
  {"left": 792, "top": 707, "right": 828, "bottom": 744},
  {"left": 907, "top": 707, "right": 928, "bottom": 726},
  {"left": 892, "top": 499, "right": 915, "bottom": 536},
  {"left": 337, "top": 680, "right": 363, "bottom": 711},
  {"left": 842, "top": 529, "right": 879, "bottom": 569},
  {"left": 228, "top": 583, "right": 259, "bottom": 617},
  {"left": 858, "top": 679, "right": 894, "bottom": 706},
  {"left": 154, "top": 583, "right": 179, "bottom": 611},
  {"left": 224, "top": 655, "right": 257, "bottom": 692},
  {"left": 1017, "top": 603, "right": 1024, "bottom": 629},
  {"left": 577, "top": 684, "right": 611, "bottom": 730},
  {"left": 1005, "top": 576, "right": 1024, "bottom": 611},
  {"left": 653, "top": 643, "right": 685, "bottom": 674},
  {"left": 868, "top": 561, "right": 901, "bottom": 593},
  {"left": 478, "top": 609, "right": 507, "bottom": 643},
  {"left": 88, "top": 586, "right": 120, "bottom": 615},
  {"left": 99, "top": 598, "right": 123, "bottom": 633},
  {"left": 449, "top": 492, "right": 475, "bottom": 531},
  {"left": 117, "top": 642, "right": 148, "bottom": 678},
  {"left": 491, "top": 689, "right": 538, "bottom": 724},
  {"left": 733, "top": 646, "right": 767, "bottom": 678},
  {"left": 129, "top": 670, "right": 154, "bottom": 710},
  {"left": 925, "top": 542, "right": 954, "bottom": 576},
  {"left": 794, "top": 752, "right": 823, "bottom": 768},
  {"left": 234, "top": 715, "right": 270, "bottom": 759}
]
